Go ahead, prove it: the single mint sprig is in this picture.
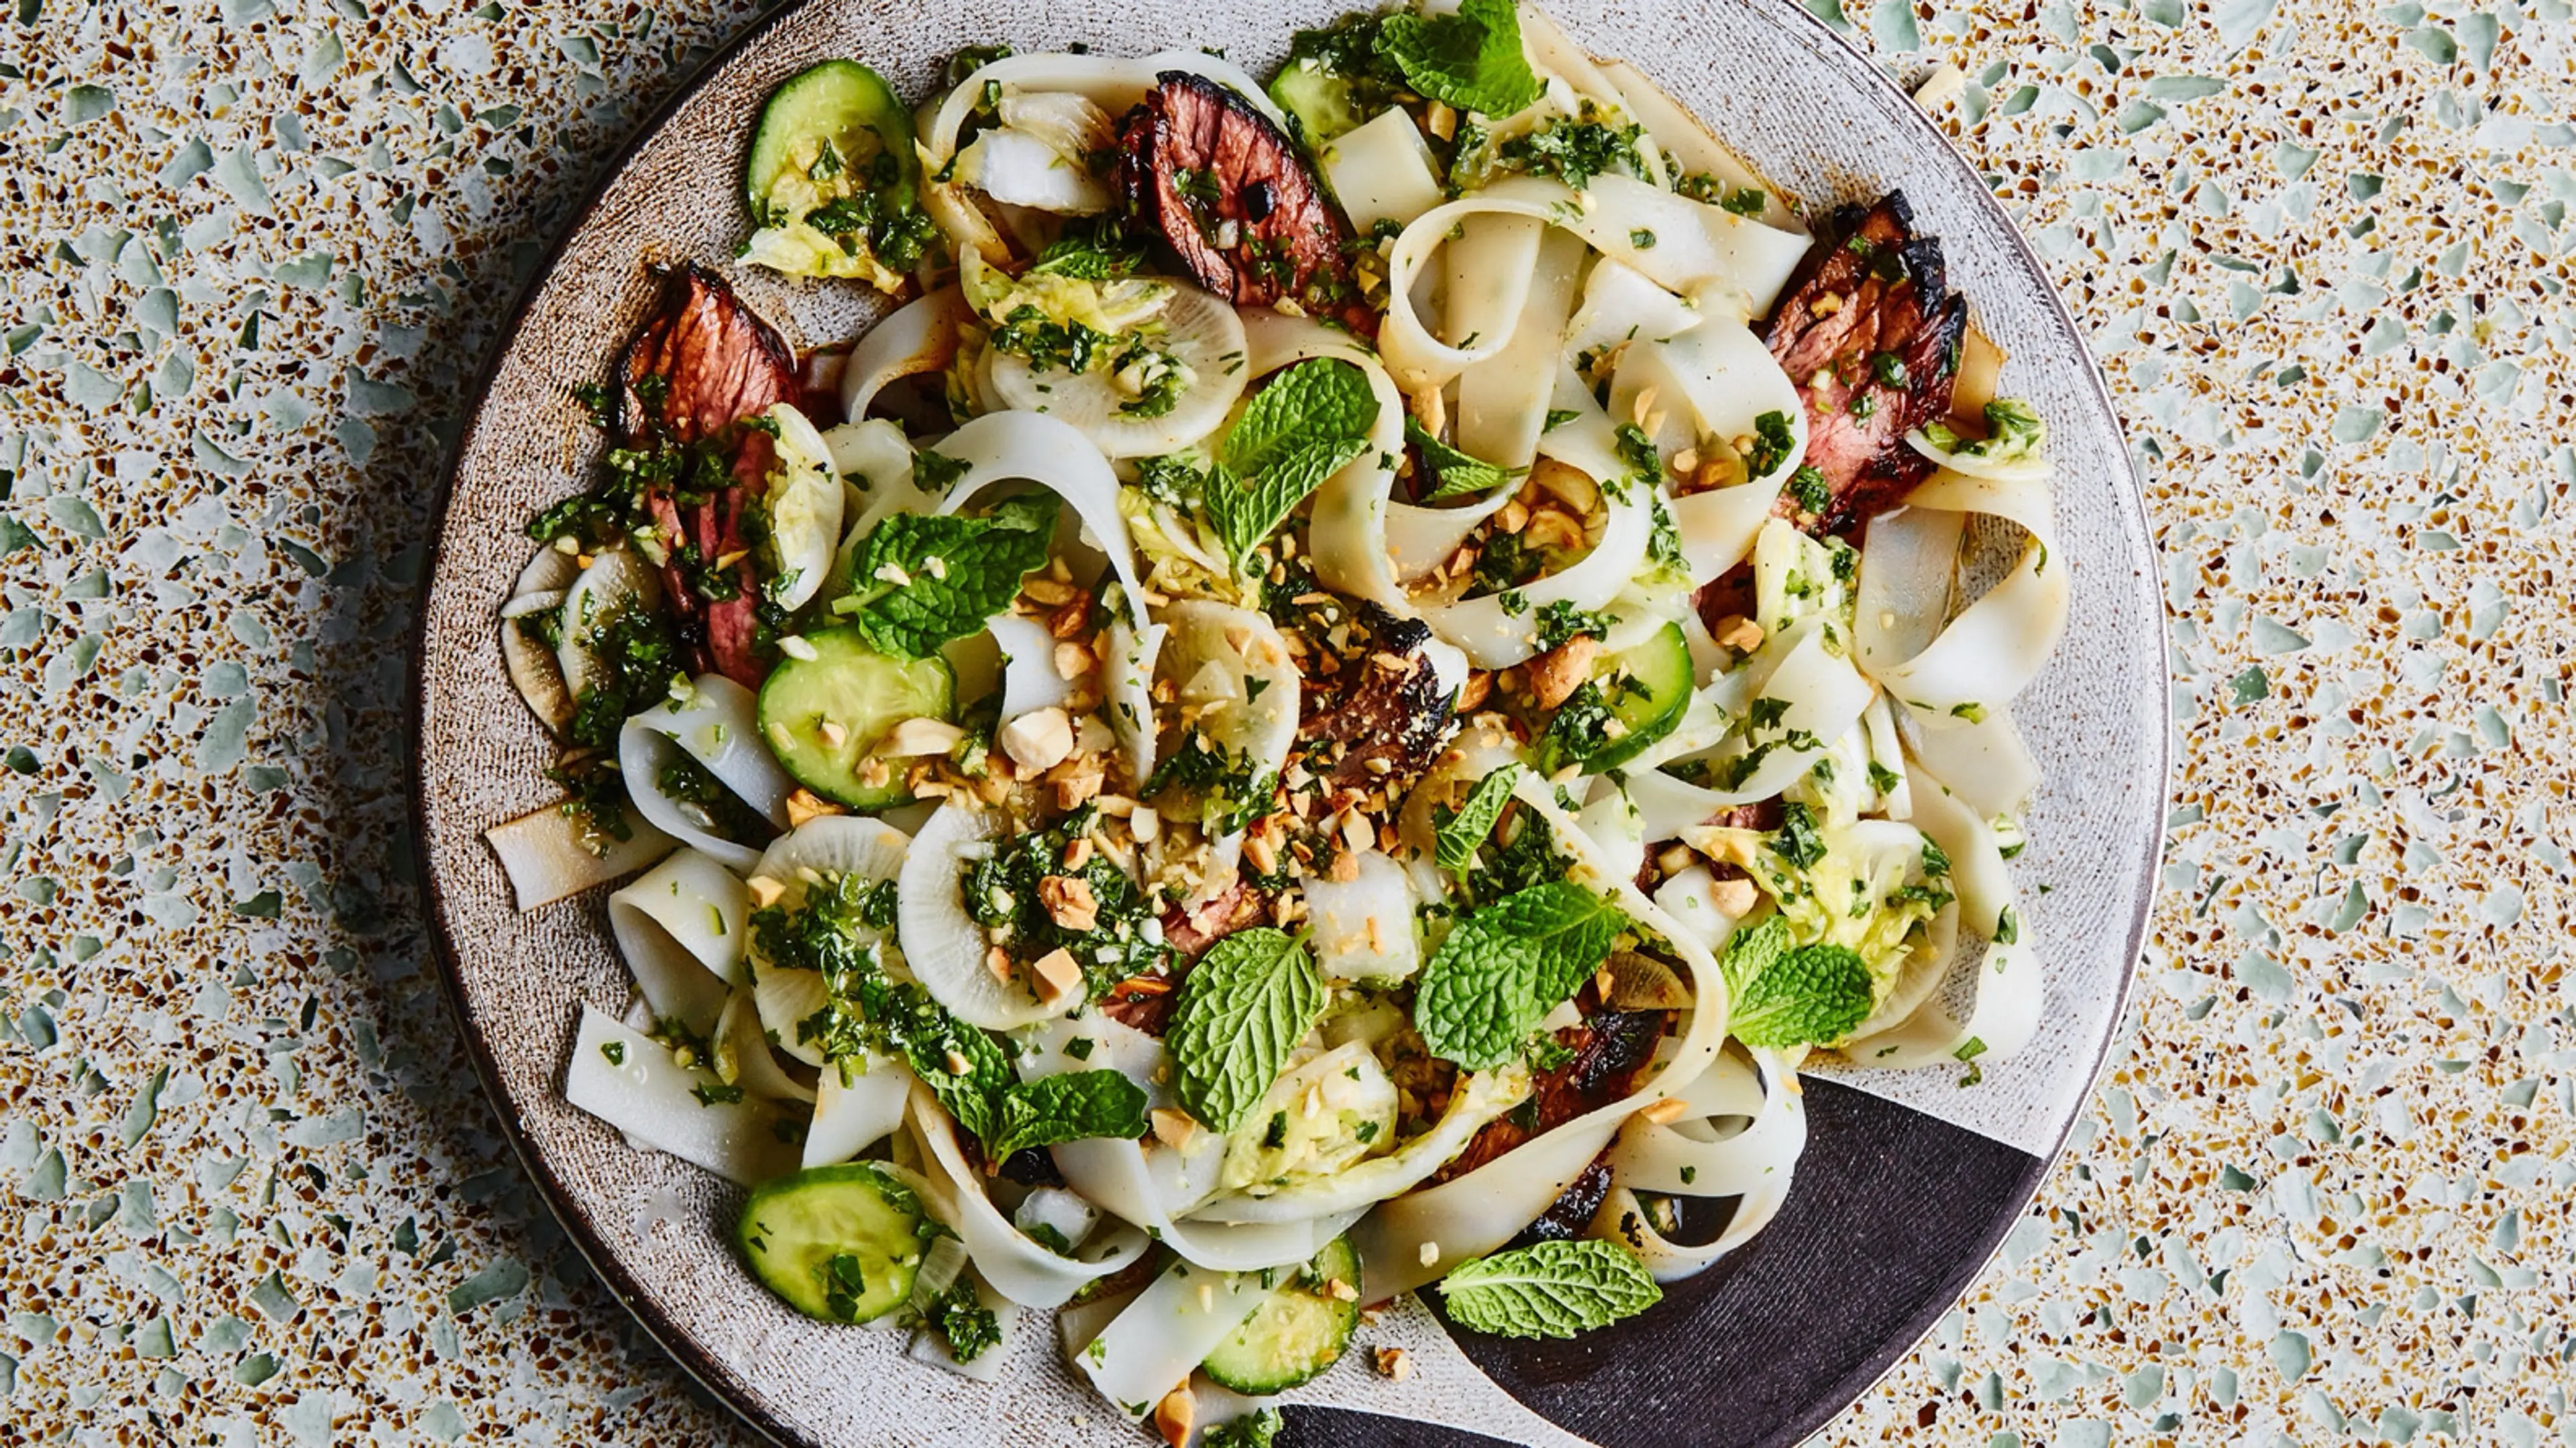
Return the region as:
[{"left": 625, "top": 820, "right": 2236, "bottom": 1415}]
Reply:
[
  {"left": 1376, "top": 0, "right": 1544, "bottom": 117},
  {"left": 1438, "top": 1239, "right": 1662, "bottom": 1339},
  {"left": 986, "top": 1070, "right": 1149, "bottom": 1158},
  {"left": 1413, "top": 881, "right": 1627, "bottom": 1070},
  {"left": 833, "top": 493, "right": 1059, "bottom": 658},
  {"left": 1167, "top": 928, "right": 1325, "bottom": 1132}
]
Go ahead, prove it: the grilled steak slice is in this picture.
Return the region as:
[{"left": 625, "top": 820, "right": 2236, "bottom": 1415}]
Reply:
[
  {"left": 1430, "top": 1006, "right": 1669, "bottom": 1184},
  {"left": 1760, "top": 191, "right": 1966, "bottom": 539},
  {"left": 1117, "top": 73, "right": 1375, "bottom": 335},
  {"left": 614, "top": 264, "right": 797, "bottom": 687},
  {"left": 617, "top": 263, "right": 797, "bottom": 445},
  {"left": 1297, "top": 602, "right": 1454, "bottom": 795}
]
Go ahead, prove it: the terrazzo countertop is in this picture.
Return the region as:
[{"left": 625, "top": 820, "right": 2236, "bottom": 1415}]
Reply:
[{"left": 3, "top": 0, "right": 2573, "bottom": 1442}]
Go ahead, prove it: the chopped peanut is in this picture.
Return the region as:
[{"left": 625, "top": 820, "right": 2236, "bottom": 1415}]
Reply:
[
  {"left": 784, "top": 788, "right": 843, "bottom": 828},
  {"left": 1053, "top": 640, "right": 1094, "bottom": 681},
  {"left": 1039, "top": 875, "right": 1099, "bottom": 934},
  {"left": 1527, "top": 634, "right": 1601, "bottom": 711},
  {"left": 1152, "top": 1386, "right": 1195, "bottom": 1448},
  {"left": 1149, "top": 1108, "right": 1199, "bottom": 1151},
  {"left": 745, "top": 875, "right": 786, "bottom": 909},
  {"left": 1375, "top": 1346, "right": 1413, "bottom": 1382},
  {"left": 1713, "top": 614, "right": 1765, "bottom": 652},
  {"left": 1710, "top": 875, "right": 1760, "bottom": 917},
  {"left": 998, "top": 706, "right": 1075, "bottom": 773},
  {"left": 1030, "top": 946, "right": 1083, "bottom": 1007},
  {"left": 881, "top": 716, "right": 965, "bottom": 757}
]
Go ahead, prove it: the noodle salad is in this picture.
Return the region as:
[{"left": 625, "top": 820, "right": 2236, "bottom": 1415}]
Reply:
[{"left": 484, "top": 2, "right": 2068, "bottom": 1437}]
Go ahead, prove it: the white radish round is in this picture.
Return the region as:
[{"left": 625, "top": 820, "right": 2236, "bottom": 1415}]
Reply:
[{"left": 984, "top": 286, "right": 1249, "bottom": 458}]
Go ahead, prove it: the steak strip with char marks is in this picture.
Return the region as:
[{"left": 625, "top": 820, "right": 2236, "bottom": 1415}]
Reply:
[
  {"left": 1759, "top": 190, "right": 1966, "bottom": 540},
  {"left": 1117, "top": 73, "right": 1376, "bottom": 336},
  {"left": 614, "top": 264, "right": 798, "bottom": 689}
]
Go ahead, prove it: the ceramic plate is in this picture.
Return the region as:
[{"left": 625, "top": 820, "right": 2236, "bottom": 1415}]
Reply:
[{"left": 411, "top": 1, "right": 2165, "bottom": 1442}]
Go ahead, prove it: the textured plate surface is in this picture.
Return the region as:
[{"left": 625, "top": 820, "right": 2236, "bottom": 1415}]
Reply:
[{"left": 411, "top": 0, "right": 2164, "bottom": 1443}]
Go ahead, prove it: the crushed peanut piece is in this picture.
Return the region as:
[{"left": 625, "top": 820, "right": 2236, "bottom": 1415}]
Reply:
[
  {"left": 1375, "top": 1346, "right": 1413, "bottom": 1382},
  {"left": 1528, "top": 634, "right": 1601, "bottom": 710},
  {"left": 1030, "top": 946, "right": 1083, "bottom": 1006},
  {"left": 745, "top": 875, "right": 786, "bottom": 909},
  {"left": 784, "top": 788, "right": 844, "bottom": 828},
  {"left": 1039, "top": 875, "right": 1100, "bottom": 933},
  {"left": 1152, "top": 1386, "right": 1195, "bottom": 1448}
]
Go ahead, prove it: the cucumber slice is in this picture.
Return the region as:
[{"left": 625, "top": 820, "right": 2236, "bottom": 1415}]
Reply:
[
  {"left": 737, "top": 1162, "right": 936, "bottom": 1324},
  {"left": 1199, "top": 1236, "right": 1362, "bottom": 1394},
  {"left": 757, "top": 627, "right": 955, "bottom": 810},
  {"left": 1538, "top": 621, "right": 1693, "bottom": 775},
  {"left": 745, "top": 60, "right": 918, "bottom": 223}
]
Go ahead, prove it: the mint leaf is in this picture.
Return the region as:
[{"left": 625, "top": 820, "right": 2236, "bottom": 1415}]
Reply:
[
  {"left": 835, "top": 494, "right": 1060, "bottom": 658},
  {"left": 1415, "top": 882, "right": 1627, "bottom": 1070},
  {"left": 1203, "top": 438, "right": 1368, "bottom": 573},
  {"left": 1220, "top": 357, "right": 1379, "bottom": 478},
  {"left": 987, "top": 1069, "right": 1150, "bottom": 1158},
  {"left": 1433, "top": 764, "right": 1523, "bottom": 881},
  {"left": 1715, "top": 913, "right": 1789, "bottom": 1000},
  {"left": 1729, "top": 940, "right": 1874, "bottom": 1049},
  {"left": 878, "top": 982, "right": 1014, "bottom": 1144},
  {"left": 1438, "top": 1239, "right": 1662, "bottom": 1339},
  {"left": 1168, "top": 928, "right": 1326, "bottom": 1131},
  {"left": 1377, "top": 0, "right": 1544, "bottom": 117},
  {"left": 1407, "top": 416, "right": 1523, "bottom": 501},
  {"left": 1202, "top": 357, "right": 1380, "bottom": 571}
]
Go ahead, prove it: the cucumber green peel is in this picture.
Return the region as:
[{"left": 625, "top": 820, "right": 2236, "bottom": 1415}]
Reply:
[
  {"left": 743, "top": 60, "right": 937, "bottom": 282},
  {"left": 757, "top": 626, "right": 955, "bottom": 810},
  {"left": 1200, "top": 1236, "right": 1362, "bottom": 1393},
  {"left": 736, "top": 1162, "right": 938, "bottom": 1324}
]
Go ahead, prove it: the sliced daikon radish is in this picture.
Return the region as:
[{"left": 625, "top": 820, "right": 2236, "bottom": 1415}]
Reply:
[
  {"left": 555, "top": 547, "right": 661, "bottom": 703},
  {"left": 1320, "top": 107, "right": 1445, "bottom": 232},
  {"left": 841, "top": 288, "right": 972, "bottom": 423},
  {"left": 1104, "top": 619, "right": 1167, "bottom": 785},
  {"left": 897, "top": 802, "right": 1064, "bottom": 1031},
  {"left": 563, "top": 1004, "right": 797, "bottom": 1186},
  {"left": 932, "top": 410, "right": 1152, "bottom": 634},
  {"left": 759, "top": 402, "right": 843, "bottom": 612},
  {"left": 606, "top": 846, "right": 745, "bottom": 1034},
  {"left": 991, "top": 612, "right": 1073, "bottom": 724},
  {"left": 514, "top": 540, "right": 581, "bottom": 598},
  {"left": 746, "top": 814, "right": 913, "bottom": 1064},
  {"left": 985, "top": 286, "right": 1249, "bottom": 458},
  {"left": 621, "top": 676, "right": 796, "bottom": 873},
  {"left": 1564, "top": 255, "right": 1704, "bottom": 361},
  {"left": 911, "top": 1083, "right": 1150, "bottom": 1307},
  {"left": 486, "top": 801, "right": 676, "bottom": 912},
  {"left": 629, "top": 674, "right": 798, "bottom": 827}
]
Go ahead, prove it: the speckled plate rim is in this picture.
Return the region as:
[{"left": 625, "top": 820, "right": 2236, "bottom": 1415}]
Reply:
[{"left": 405, "top": 0, "right": 2169, "bottom": 1442}]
